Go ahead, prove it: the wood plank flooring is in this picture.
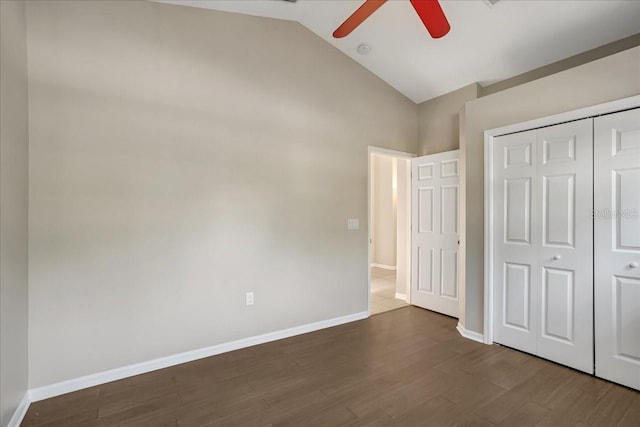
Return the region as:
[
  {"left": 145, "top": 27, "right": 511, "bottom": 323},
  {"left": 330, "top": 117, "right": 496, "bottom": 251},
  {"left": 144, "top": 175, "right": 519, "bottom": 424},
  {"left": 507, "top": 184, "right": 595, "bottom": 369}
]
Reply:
[{"left": 22, "top": 307, "right": 639, "bottom": 426}]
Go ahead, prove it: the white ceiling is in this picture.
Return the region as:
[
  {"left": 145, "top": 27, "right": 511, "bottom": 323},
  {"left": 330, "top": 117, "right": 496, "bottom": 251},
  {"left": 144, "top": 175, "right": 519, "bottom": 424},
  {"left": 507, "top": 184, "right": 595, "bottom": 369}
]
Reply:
[{"left": 157, "top": 0, "right": 640, "bottom": 103}]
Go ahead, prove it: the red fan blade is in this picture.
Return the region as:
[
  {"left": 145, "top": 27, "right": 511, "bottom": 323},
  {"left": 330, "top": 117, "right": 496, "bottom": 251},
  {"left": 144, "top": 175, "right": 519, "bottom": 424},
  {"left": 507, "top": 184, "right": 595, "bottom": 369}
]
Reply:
[
  {"left": 409, "top": 0, "right": 450, "bottom": 39},
  {"left": 333, "top": 0, "right": 388, "bottom": 38}
]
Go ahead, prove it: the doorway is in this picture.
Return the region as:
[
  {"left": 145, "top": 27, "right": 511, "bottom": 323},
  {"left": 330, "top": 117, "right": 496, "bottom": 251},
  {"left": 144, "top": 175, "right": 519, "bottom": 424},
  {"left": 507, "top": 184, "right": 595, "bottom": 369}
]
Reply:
[{"left": 368, "top": 147, "right": 414, "bottom": 315}]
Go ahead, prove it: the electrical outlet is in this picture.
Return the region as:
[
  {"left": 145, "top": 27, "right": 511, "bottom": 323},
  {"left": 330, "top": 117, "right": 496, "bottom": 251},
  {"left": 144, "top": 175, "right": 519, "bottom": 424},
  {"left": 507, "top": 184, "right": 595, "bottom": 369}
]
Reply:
[
  {"left": 245, "top": 292, "right": 254, "bottom": 306},
  {"left": 347, "top": 218, "right": 359, "bottom": 230}
]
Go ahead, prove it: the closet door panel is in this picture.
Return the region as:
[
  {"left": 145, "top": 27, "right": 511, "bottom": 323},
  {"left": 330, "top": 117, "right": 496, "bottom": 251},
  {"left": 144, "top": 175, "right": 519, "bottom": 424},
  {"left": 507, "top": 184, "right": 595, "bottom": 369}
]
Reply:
[
  {"left": 541, "top": 267, "right": 574, "bottom": 343},
  {"left": 594, "top": 108, "right": 640, "bottom": 390},
  {"left": 493, "top": 130, "right": 538, "bottom": 354},
  {"left": 615, "top": 169, "right": 640, "bottom": 250},
  {"left": 542, "top": 174, "right": 575, "bottom": 247},
  {"left": 536, "top": 118, "right": 593, "bottom": 374}
]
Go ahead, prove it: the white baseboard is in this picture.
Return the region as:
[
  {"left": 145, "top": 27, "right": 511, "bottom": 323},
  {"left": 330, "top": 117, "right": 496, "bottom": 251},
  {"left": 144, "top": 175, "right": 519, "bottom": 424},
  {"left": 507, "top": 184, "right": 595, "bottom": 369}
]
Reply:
[
  {"left": 29, "top": 311, "right": 369, "bottom": 402},
  {"left": 456, "top": 322, "right": 485, "bottom": 344},
  {"left": 7, "top": 392, "right": 30, "bottom": 427},
  {"left": 370, "top": 263, "right": 396, "bottom": 270},
  {"left": 394, "top": 292, "right": 408, "bottom": 302}
]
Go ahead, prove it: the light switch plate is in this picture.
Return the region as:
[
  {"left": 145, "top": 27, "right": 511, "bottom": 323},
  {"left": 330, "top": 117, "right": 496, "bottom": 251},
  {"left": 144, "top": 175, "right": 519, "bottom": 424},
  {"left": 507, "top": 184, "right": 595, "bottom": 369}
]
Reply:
[{"left": 347, "top": 218, "right": 359, "bottom": 230}]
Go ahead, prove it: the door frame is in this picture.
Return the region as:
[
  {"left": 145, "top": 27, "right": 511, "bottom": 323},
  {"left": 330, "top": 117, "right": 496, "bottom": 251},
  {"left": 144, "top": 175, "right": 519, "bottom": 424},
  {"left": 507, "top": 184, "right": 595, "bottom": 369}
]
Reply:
[
  {"left": 368, "top": 146, "right": 416, "bottom": 316},
  {"left": 483, "top": 95, "right": 640, "bottom": 345}
]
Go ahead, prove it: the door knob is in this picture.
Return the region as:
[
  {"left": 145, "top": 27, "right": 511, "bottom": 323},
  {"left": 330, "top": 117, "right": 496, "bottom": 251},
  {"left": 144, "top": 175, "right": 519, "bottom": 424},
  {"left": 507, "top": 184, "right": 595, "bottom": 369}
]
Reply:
[
  {"left": 553, "top": 255, "right": 562, "bottom": 261},
  {"left": 629, "top": 261, "right": 639, "bottom": 269}
]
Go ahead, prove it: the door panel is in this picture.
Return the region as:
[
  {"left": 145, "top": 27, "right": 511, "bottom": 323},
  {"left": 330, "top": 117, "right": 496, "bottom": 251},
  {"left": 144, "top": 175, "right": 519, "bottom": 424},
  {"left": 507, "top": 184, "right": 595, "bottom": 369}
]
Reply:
[
  {"left": 440, "top": 249, "right": 458, "bottom": 298},
  {"left": 493, "top": 130, "right": 538, "bottom": 354},
  {"left": 613, "top": 128, "right": 640, "bottom": 153},
  {"left": 418, "top": 163, "right": 434, "bottom": 180},
  {"left": 614, "top": 276, "right": 640, "bottom": 362},
  {"left": 504, "top": 262, "right": 531, "bottom": 330},
  {"left": 505, "top": 178, "right": 532, "bottom": 244},
  {"left": 615, "top": 169, "right": 640, "bottom": 250},
  {"left": 441, "top": 159, "right": 459, "bottom": 177},
  {"left": 594, "top": 108, "right": 640, "bottom": 390},
  {"left": 417, "top": 247, "right": 433, "bottom": 293},
  {"left": 536, "top": 118, "right": 593, "bottom": 373},
  {"left": 542, "top": 174, "right": 575, "bottom": 247},
  {"left": 505, "top": 143, "right": 532, "bottom": 168},
  {"left": 418, "top": 188, "right": 434, "bottom": 233},
  {"left": 541, "top": 267, "right": 574, "bottom": 343},
  {"left": 441, "top": 185, "right": 458, "bottom": 234},
  {"left": 542, "top": 135, "right": 575, "bottom": 163},
  {"left": 411, "top": 150, "right": 459, "bottom": 317}
]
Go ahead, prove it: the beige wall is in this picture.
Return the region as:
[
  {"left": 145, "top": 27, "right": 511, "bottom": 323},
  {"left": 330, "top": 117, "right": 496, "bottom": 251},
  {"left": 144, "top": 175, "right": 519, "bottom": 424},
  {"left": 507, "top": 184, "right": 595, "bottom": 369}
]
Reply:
[
  {"left": 371, "top": 155, "right": 396, "bottom": 268},
  {"left": 1, "top": 0, "right": 30, "bottom": 424},
  {"left": 481, "top": 33, "right": 640, "bottom": 96},
  {"left": 461, "top": 46, "right": 640, "bottom": 334},
  {"left": 417, "top": 83, "right": 480, "bottom": 156},
  {"left": 27, "top": 0, "right": 417, "bottom": 388}
]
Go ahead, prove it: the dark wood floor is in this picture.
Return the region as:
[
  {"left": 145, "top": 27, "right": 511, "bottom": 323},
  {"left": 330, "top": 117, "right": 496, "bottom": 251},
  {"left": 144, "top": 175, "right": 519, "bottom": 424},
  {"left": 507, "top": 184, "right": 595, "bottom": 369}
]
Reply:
[{"left": 23, "top": 306, "right": 639, "bottom": 427}]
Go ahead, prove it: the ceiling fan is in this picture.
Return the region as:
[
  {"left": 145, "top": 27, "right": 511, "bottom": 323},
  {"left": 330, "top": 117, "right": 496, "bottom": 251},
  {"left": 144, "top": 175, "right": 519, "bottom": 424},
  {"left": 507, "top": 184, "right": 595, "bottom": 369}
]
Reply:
[{"left": 333, "top": 0, "right": 450, "bottom": 39}]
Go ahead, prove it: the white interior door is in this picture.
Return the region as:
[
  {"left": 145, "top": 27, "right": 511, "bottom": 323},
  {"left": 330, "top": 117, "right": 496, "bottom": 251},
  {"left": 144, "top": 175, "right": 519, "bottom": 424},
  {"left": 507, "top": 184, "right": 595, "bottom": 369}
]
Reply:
[
  {"left": 411, "top": 150, "right": 459, "bottom": 317},
  {"left": 594, "top": 108, "right": 640, "bottom": 390},
  {"left": 493, "top": 119, "right": 594, "bottom": 373},
  {"left": 536, "top": 119, "right": 593, "bottom": 373}
]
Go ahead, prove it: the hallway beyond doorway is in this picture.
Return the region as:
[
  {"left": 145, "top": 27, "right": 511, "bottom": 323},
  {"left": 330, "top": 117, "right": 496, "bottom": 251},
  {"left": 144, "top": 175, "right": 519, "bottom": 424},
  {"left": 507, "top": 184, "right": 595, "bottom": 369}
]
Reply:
[{"left": 371, "top": 267, "right": 409, "bottom": 315}]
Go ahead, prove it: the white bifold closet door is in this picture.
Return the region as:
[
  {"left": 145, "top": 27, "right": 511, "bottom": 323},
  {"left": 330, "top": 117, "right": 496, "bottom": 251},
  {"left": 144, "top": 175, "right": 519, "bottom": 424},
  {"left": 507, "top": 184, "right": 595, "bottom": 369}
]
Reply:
[
  {"left": 594, "top": 108, "right": 640, "bottom": 390},
  {"left": 493, "top": 118, "right": 594, "bottom": 373}
]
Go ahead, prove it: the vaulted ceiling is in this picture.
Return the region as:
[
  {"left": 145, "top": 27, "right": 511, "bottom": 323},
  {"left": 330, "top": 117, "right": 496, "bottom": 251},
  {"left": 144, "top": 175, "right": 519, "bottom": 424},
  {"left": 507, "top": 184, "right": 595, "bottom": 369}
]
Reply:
[{"left": 158, "top": 0, "right": 640, "bottom": 103}]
